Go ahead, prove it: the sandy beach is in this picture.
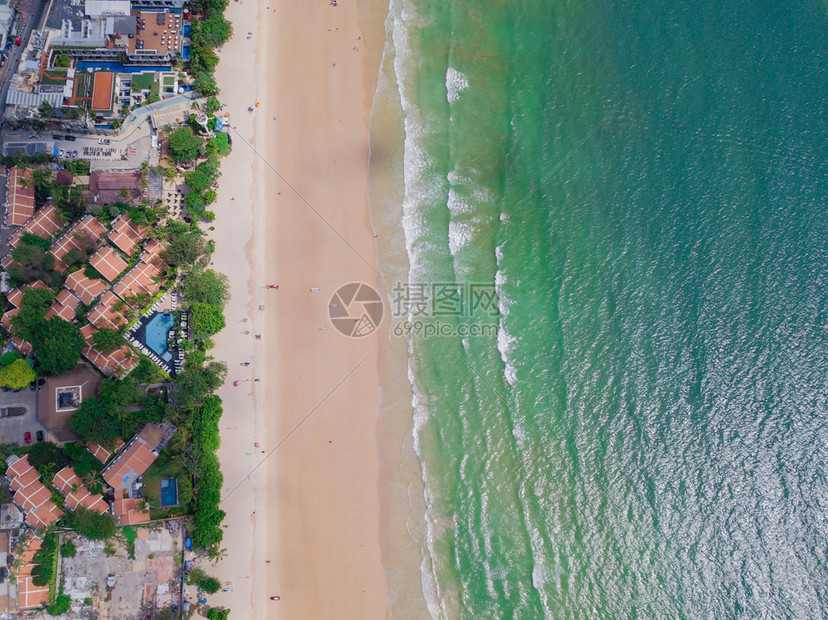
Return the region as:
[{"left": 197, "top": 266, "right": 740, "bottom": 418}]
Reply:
[{"left": 208, "top": 0, "right": 391, "bottom": 616}]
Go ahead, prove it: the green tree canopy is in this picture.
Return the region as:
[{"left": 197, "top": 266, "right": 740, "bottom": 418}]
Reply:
[
  {"left": 70, "top": 397, "right": 121, "bottom": 446},
  {"left": 164, "top": 230, "right": 208, "bottom": 267},
  {"left": 184, "top": 169, "right": 212, "bottom": 193},
  {"left": 92, "top": 327, "right": 123, "bottom": 354},
  {"left": 31, "top": 319, "right": 85, "bottom": 375},
  {"left": 55, "top": 53, "right": 70, "bottom": 68},
  {"left": 189, "top": 303, "right": 225, "bottom": 340},
  {"left": 193, "top": 72, "right": 219, "bottom": 96},
  {"left": 172, "top": 361, "right": 227, "bottom": 411},
  {"left": 0, "top": 358, "right": 36, "bottom": 389},
  {"left": 183, "top": 269, "right": 229, "bottom": 307},
  {"left": 10, "top": 288, "right": 55, "bottom": 342},
  {"left": 167, "top": 127, "right": 203, "bottom": 163},
  {"left": 68, "top": 506, "right": 116, "bottom": 540}
]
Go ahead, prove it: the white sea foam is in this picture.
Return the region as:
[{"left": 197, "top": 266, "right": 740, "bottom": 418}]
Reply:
[{"left": 445, "top": 67, "right": 469, "bottom": 103}]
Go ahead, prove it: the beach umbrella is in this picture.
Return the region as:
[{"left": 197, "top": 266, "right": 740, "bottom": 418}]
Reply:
[
  {"left": 255, "top": 102, "right": 261, "bottom": 108},
  {"left": 233, "top": 380, "right": 241, "bottom": 386}
]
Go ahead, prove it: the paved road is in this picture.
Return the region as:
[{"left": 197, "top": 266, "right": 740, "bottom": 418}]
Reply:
[{"left": 0, "top": 0, "right": 49, "bottom": 119}]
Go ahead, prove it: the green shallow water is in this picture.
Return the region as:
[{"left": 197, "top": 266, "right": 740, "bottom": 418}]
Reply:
[{"left": 372, "top": 0, "right": 828, "bottom": 617}]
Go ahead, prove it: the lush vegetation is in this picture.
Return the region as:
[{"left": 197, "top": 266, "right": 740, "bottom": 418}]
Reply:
[
  {"left": 168, "top": 126, "right": 203, "bottom": 163},
  {"left": 189, "top": 302, "right": 225, "bottom": 340},
  {"left": 188, "top": 0, "right": 232, "bottom": 96},
  {"left": 205, "top": 608, "right": 231, "bottom": 620},
  {"left": 70, "top": 377, "right": 165, "bottom": 446},
  {"left": 66, "top": 506, "right": 116, "bottom": 540},
  {"left": 7, "top": 237, "right": 62, "bottom": 287},
  {"left": 9, "top": 288, "right": 85, "bottom": 374},
  {"left": 92, "top": 327, "right": 123, "bottom": 354},
  {"left": 60, "top": 539, "right": 76, "bottom": 557},
  {"left": 30, "top": 532, "right": 58, "bottom": 587},
  {"left": 46, "top": 594, "right": 72, "bottom": 615},
  {"left": 0, "top": 358, "right": 36, "bottom": 389},
  {"left": 187, "top": 566, "right": 222, "bottom": 594}
]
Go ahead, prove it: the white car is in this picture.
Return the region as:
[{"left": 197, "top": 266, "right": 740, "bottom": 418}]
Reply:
[{"left": 58, "top": 149, "right": 64, "bottom": 158}]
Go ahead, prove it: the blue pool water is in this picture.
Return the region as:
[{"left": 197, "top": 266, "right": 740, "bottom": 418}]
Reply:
[
  {"left": 182, "top": 23, "right": 191, "bottom": 37},
  {"left": 76, "top": 62, "right": 173, "bottom": 73},
  {"left": 181, "top": 45, "right": 190, "bottom": 61},
  {"left": 145, "top": 312, "right": 175, "bottom": 359},
  {"left": 159, "top": 478, "right": 178, "bottom": 507}
]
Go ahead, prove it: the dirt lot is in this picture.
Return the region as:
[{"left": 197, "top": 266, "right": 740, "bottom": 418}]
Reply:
[{"left": 59, "top": 520, "right": 184, "bottom": 619}]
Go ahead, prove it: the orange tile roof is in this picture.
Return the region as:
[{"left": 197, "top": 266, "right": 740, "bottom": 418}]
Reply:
[
  {"left": 112, "top": 261, "right": 162, "bottom": 306},
  {"left": 27, "top": 501, "right": 63, "bottom": 529},
  {"left": 91, "top": 71, "right": 115, "bottom": 112},
  {"left": 5, "top": 280, "right": 49, "bottom": 310},
  {"left": 89, "top": 245, "right": 128, "bottom": 282},
  {"left": 140, "top": 239, "right": 166, "bottom": 268},
  {"left": 81, "top": 323, "right": 138, "bottom": 377},
  {"left": 9, "top": 467, "right": 40, "bottom": 492},
  {"left": 87, "top": 290, "right": 131, "bottom": 330},
  {"left": 64, "top": 271, "right": 107, "bottom": 305},
  {"left": 18, "top": 575, "right": 50, "bottom": 609},
  {"left": 1, "top": 306, "right": 18, "bottom": 331},
  {"left": 107, "top": 214, "right": 146, "bottom": 256},
  {"left": 7, "top": 168, "right": 35, "bottom": 226},
  {"left": 87, "top": 438, "right": 124, "bottom": 463},
  {"left": 46, "top": 288, "right": 82, "bottom": 322},
  {"left": 102, "top": 428, "right": 162, "bottom": 490},
  {"left": 49, "top": 216, "right": 107, "bottom": 271},
  {"left": 6, "top": 456, "right": 64, "bottom": 528},
  {"left": 52, "top": 465, "right": 82, "bottom": 495},
  {"left": 7, "top": 454, "right": 35, "bottom": 479},
  {"left": 11, "top": 336, "right": 33, "bottom": 355},
  {"left": 9, "top": 204, "right": 64, "bottom": 247},
  {"left": 112, "top": 497, "right": 150, "bottom": 525}
]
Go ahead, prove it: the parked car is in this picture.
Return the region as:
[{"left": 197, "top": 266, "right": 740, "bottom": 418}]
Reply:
[
  {"left": 23, "top": 432, "right": 31, "bottom": 444},
  {"left": 14, "top": 36, "right": 21, "bottom": 46},
  {"left": 72, "top": 150, "right": 78, "bottom": 159},
  {"left": 28, "top": 381, "right": 36, "bottom": 391},
  {"left": 58, "top": 149, "right": 64, "bottom": 158},
  {"left": 64, "top": 135, "right": 76, "bottom": 142},
  {"left": 53, "top": 134, "right": 62, "bottom": 140},
  {"left": 36, "top": 378, "right": 45, "bottom": 388},
  {"left": 36, "top": 431, "right": 44, "bottom": 442}
]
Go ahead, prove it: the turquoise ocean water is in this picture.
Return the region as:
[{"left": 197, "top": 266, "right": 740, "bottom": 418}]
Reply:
[{"left": 370, "top": 0, "right": 828, "bottom": 617}]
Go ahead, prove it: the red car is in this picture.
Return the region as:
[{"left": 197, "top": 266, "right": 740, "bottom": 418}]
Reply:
[
  {"left": 14, "top": 37, "right": 21, "bottom": 46},
  {"left": 23, "top": 432, "right": 31, "bottom": 444}
]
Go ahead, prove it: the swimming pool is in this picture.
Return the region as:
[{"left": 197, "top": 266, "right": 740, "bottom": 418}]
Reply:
[
  {"left": 145, "top": 312, "right": 175, "bottom": 360},
  {"left": 160, "top": 477, "right": 178, "bottom": 507}
]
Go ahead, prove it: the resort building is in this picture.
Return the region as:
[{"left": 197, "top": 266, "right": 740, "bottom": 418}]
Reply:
[
  {"left": 80, "top": 323, "right": 138, "bottom": 376},
  {"left": 5, "top": 168, "right": 35, "bottom": 227},
  {"left": 87, "top": 289, "right": 132, "bottom": 330},
  {"left": 90, "top": 71, "right": 118, "bottom": 119},
  {"left": 52, "top": 466, "right": 109, "bottom": 513},
  {"left": 87, "top": 438, "right": 124, "bottom": 464},
  {"left": 4, "top": 456, "right": 64, "bottom": 529},
  {"left": 112, "top": 491, "right": 150, "bottom": 525},
  {"left": 107, "top": 214, "right": 146, "bottom": 256},
  {"left": 89, "top": 171, "right": 143, "bottom": 205},
  {"left": 49, "top": 215, "right": 107, "bottom": 271},
  {"left": 11, "top": 535, "right": 51, "bottom": 610},
  {"left": 64, "top": 270, "right": 108, "bottom": 305},
  {"left": 102, "top": 422, "right": 175, "bottom": 523},
  {"left": 7, "top": 204, "right": 64, "bottom": 249},
  {"left": 102, "top": 422, "right": 167, "bottom": 490},
  {"left": 89, "top": 245, "right": 128, "bottom": 282},
  {"left": 45, "top": 288, "right": 82, "bottom": 322},
  {"left": 36, "top": 364, "right": 102, "bottom": 443}
]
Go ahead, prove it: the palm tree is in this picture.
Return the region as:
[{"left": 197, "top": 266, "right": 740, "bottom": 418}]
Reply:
[{"left": 206, "top": 546, "right": 228, "bottom": 564}]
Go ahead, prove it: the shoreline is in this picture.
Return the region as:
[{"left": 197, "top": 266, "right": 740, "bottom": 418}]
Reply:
[{"left": 211, "top": 0, "right": 394, "bottom": 616}]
